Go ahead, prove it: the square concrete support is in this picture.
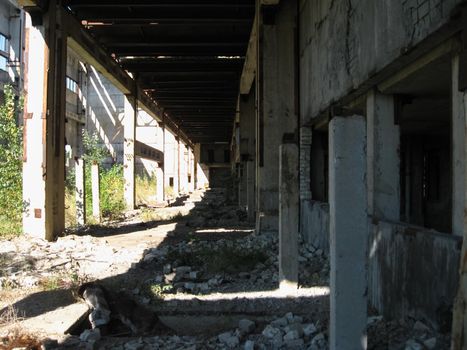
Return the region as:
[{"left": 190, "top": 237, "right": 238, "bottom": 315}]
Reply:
[
  {"left": 123, "top": 95, "right": 136, "bottom": 210},
  {"left": 256, "top": 0, "right": 298, "bottom": 232},
  {"left": 188, "top": 148, "right": 195, "bottom": 192},
  {"left": 22, "top": 5, "right": 66, "bottom": 241},
  {"left": 75, "top": 158, "right": 86, "bottom": 226},
  {"left": 451, "top": 55, "right": 466, "bottom": 237},
  {"left": 450, "top": 54, "right": 467, "bottom": 350},
  {"left": 238, "top": 92, "right": 255, "bottom": 210},
  {"left": 155, "top": 165, "right": 164, "bottom": 203},
  {"left": 246, "top": 160, "right": 256, "bottom": 222},
  {"left": 279, "top": 143, "right": 299, "bottom": 291},
  {"left": 329, "top": 116, "right": 368, "bottom": 350},
  {"left": 366, "top": 90, "right": 400, "bottom": 221},
  {"left": 91, "top": 162, "right": 100, "bottom": 222}
]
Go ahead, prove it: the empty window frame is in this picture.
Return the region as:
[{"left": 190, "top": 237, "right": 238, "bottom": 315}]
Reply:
[
  {"left": 66, "top": 76, "right": 78, "bottom": 93},
  {"left": 0, "top": 33, "right": 8, "bottom": 72}
]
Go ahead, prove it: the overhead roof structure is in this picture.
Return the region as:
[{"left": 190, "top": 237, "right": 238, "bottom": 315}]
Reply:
[{"left": 63, "top": 0, "right": 255, "bottom": 143}]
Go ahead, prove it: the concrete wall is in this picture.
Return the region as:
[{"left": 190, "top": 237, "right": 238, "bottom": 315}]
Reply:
[
  {"left": 368, "top": 220, "right": 461, "bottom": 330},
  {"left": 299, "top": 0, "right": 460, "bottom": 122},
  {"left": 300, "top": 200, "right": 329, "bottom": 253}
]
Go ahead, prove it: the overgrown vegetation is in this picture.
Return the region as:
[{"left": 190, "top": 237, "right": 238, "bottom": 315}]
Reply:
[
  {"left": 136, "top": 173, "right": 157, "bottom": 206},
  {"left": 0, "top": 85, "right": 23, "bottom": 237},
  {"left": 65, "top": 131, "right": 125, "bottom": 227}
]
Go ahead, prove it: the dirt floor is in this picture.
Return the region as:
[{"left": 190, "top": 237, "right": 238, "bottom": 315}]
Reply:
[{"left": 0, "top": 188, "right": 451, "bottom": 349}]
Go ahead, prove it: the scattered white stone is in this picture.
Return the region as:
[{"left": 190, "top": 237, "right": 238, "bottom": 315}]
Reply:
[
  {"left": 238, "top": 319, "right": 256, "bottom": 333},
  {"left": 79, "top": 328, "right": 101, "bottom": 343},
  {"left": 244, "top": 340, "right": 255, "bottom": 350},
  {"left": 262, "top": 325, "right": 282, "bottom": 339},
  {"left": 405, "top": 339, "right": 423, "bottom": 350},
  {"left": 218, "top": 332, "right": 240, "bottom": 348},
  {"left": 413, "top": 320, "right": 430, "bottom": 332},
  {"left": 271, "top": 317, "right": 288, "bottom": 328},
  {"left": 302, "top": 323, "right": 317, "bottom": 337},
  {"left": 283, "top": 330, "right": 300, "bottom": 341},
  {"left": 423, "top": 337, "right": 437, "bottom": 350}
]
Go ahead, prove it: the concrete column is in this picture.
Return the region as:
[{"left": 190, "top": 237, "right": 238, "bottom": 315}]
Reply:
[
  {"left": 452, "top": 55, "right": 466, "bottom": 237},
  {"left": 246, "top": 160, "right": 256, "bottom": 222},
  {"left": 162, "top": 118, "right": 166, "bottom": 200},
  {"left": 22, "top": 4, "right": 66, "bottom": 241},
  {"left": 279, "top": 142, "right": 299, "bottom": 291},
  {"left": 256, "top": 0, "right": 298, "bottom": 232},
  {"left": 75, "top": 158, "right": 86, "bottom": 226},
  {"left": 123, "top": 95, "right": 136, "bottom": 210},
  {"left": 299, "top": 127, "right": 312, "bottom": 202},
  {"left": 177, "top": 135, "right": 181, "bottom": 195},
  {"left": 155, "top": 165, "right": 164, "bottom": 203},
  {"left": 188, "top": 147, "right": 195, "bottom": 192},
  {"left": 239, "top": 92, "right": 256, "bottom": 212},
  {"left": 366, "top": 90, "right": 400, "bottom": 221},
  {"left": 329, "top": 116, "right": 368, "bottom": 350},
  {"left": 91, "top": 162, "right": 100, "bottom": 222},
  {"left": 451, "top": 54, "right": 467, "bottom": 350}
]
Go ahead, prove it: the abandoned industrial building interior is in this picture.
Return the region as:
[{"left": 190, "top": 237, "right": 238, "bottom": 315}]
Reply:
[{"left": 2, "top": 0, "right": 467, "bottom": 349}]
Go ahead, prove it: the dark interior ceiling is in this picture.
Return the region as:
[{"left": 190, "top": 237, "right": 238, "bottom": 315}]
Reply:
[{"left": 64, "top": 0, "right": 255, "bottom": 143}]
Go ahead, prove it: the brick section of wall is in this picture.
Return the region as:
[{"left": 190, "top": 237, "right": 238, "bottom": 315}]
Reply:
[{"left": 299, "top": 126, "right": 312, "bottom": 201}]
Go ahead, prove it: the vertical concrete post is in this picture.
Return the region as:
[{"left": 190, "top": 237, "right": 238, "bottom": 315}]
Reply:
[
  {"left": 162, "top": 117, "right": 166, "bottom": 201},
  {"left": 91, "top": 162, "right": 100, "bottom": 223},
  {"left": 75, "top": 158, "right": 86, "bottom": 226},
  {"left": 22, "top": 4, "right": 66, "bottom": 241},
  {"left": 188, "top": 147, "right": 195, "bottom": 192},
  {"left": 450, "top": 54, "right": 467, "bottom": 350},
  {"left": 452, "top": 55, "right": 466, "bottom": 237},
  {"left": 177, "top": 135, "right": 181, "bottom": 195},
  {"left": 123, "top": 95, "right": 136, "bottom": 210},
  {"left": 194, "top": 143, "right": 202, "bottom": 189},
  {"left": 256, "top": 0, "right": 298, "bottom": 232},
  {"left": 366, "top": 90, "right": 400, "bottom": 221},
  {"left": 329, "top": 116, "right": 368, "bottom": 350},
  {"left": 279, "top": 142, "right": 299, "bottom": 291},
  {"left": 155, "top": 165, "right": 164, "bottom": 203}
]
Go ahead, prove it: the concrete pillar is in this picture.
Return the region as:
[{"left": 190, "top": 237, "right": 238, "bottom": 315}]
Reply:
[
  {"left": 75, "top": 158, "right": 86, "bottom": 226},
  {"left": 22, "top": 4, "right": 66, "bottom": 241},
  {"left": 329, "top": 116, "right": 368, "bottom": 350},
  {"left": 450, "top": 54, "right": 467, "bottom": 350},
  {"left": 188, "top": 147, "right": 195, "bottom": 192},
  {"left": 256, "top": 0, "right": 298, "bottom": 232},
  {"left": 299, "top": 127, "right": 312, "bottom": 202},
  {"left": 123, "top": 95, "right": 136, "bottom": 210},
  {"left": 177, "top": 135, "right": 181, "bottom": 195},
  {"left": 246, "top": 160, "right": 256, "bottom": 222},
  {"left": 162, "top": 118, "right": 167, "bottom": 200},
  {"left": 366, "top": 90, "right": 400, "bottom": 221},
  {"left": 91, "top": 162, "right": 100, "bottom": 222},
  {"left": 279, "top": 142, "right": 299, "bottom": 291},
  {"left": 452, "top": 55, "right": 466, "bottom": 237},
  {"left": 239, "top": 92, "right": 256, "bottom": 212},
  {"left": 155, "top": 165, "right": 164, "bottom": 203}
]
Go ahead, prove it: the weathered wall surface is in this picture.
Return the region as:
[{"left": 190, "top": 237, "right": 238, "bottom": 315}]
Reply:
[
  {"left": 299, "top": 0, "right": 460, "bottom": 123},
  {"left": 368, "top": 221, "right": 461, "bottom": 330},
  {"left": 301, "top": 200, "right": 329, "bottom": 253}
]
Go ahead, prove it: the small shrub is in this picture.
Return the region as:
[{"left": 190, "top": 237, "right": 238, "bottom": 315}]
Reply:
[
  {"left": 0, "top": 85, "right": 23, "bottom": 236},
  {"left": 136, "top": 173, "right": 157, "bottom": 206},
  {"left": 100, "top": 164, "right": 125, "bottom": 219}
]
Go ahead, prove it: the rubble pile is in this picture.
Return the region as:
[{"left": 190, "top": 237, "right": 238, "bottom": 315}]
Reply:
[
  {"left": 0, "top": 234, "right": 146, "bottom": 291},
  {"left": 74, "top": 313, "right": 327, "bottom": 350},
  {"left": 138, "top": 230, "right": 329, "bottom": 297},
  {"left": 367, "top": 316, "right": 450, "bottom": 350}
]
